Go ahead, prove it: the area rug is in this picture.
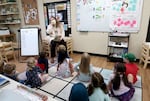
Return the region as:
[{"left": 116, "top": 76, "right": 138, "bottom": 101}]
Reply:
[{"left": 38, "top": 65, "right": 142, "bottom": 101}]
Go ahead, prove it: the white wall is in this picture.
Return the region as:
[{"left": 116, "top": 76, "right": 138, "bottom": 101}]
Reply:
[
  {"left": 70, "top": 0, "right": 150, "bottom": 58},
  {"left": 18, "top": 0, "right": 150, "bottom": 58}
]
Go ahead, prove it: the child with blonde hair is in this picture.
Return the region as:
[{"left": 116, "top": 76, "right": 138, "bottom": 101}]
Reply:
[
  {"left": 26, "top": 57, "right": 49, "bottom": 88},
  {"left": 57, "top": 45, "right": 74, "bottom": 78},
  {"left": 74, "top": 52, "right": 94, "bottom": 82},
  {"left": 88, "top": 72, "right": 110, "bottom": 101}
]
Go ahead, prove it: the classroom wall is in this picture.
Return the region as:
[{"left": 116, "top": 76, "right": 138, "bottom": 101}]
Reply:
[
  {"left": 70, "top": 0, "right": 150, "bottom": 58},
  {"left": 18, "top": 0, "right": 150, "bottom": 58}
]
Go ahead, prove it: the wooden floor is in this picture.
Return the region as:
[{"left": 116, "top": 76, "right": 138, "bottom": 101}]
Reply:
[{"left": 8, "top": 53, "right": 150, "bottom": 101}]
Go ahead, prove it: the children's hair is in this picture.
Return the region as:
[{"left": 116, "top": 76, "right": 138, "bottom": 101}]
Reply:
[
  {"left": 112, "top": 62, "right": 130, "bottom": 90},
  {"left": 3, "top": 64, "right": 16, "bottom": 74},
  {"left": 88, "top": 72, "right": 108, "bottom": 96},
  {"left": 69, "top": 83, "right": 89, "bottom": 101},
  {"left": 27, "top": 57, "right": 36, "bottom": 68},
  {"left": 79, "top": 53, "right": 90, "bottom": 74},
  {"left": 39, "top": 52, "right": 46, "bottom": 58},
  {"left": 0, "top": 60, "right": 4, "bottom": 73},
  {"left": 58, "top": 48, "right": 67, "bottom": 65},
  {"left": 57, "top": 45, "right": 66, "bottom": 53}
]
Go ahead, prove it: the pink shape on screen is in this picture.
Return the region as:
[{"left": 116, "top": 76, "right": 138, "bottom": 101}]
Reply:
[
  {"left": 132, "top": 20, "right": 136, "bottom": 24},
  {"left": 118, "top": 18, "right": 121, "bottom": 22},
  {"left": 130, "top": 24, "right": 134, "bottom": 27},
  {"left": 117, "top": 23, "right": 121, "bottom": 26},
  {"left": 121, "top": 21, "right": 123, "bottom": 24},
  {"left": 121, "top": 8, "right": 124, "bottom": 13},
  {"left": 124, "top": 21, "right": 129, "bottom": 26},
  {"left": 114, "top": 21, "right": 117, "bottom": 25},
  {"left": 127, "top": 20, "right": 130, "bottom": 24}
]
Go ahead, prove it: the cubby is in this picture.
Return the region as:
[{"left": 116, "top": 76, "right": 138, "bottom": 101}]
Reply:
[
  {"left": 107, "top": 32, "right": 129, "bottom": 62},
  {"left": 0, "top": 0, "right": 21, "bottom": 25}
]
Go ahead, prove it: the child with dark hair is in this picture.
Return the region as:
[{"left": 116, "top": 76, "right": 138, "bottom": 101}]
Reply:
[
  {"left": 123, "top": 53, "right": 139, "bottom": 84},
  {"left": 57, "top": 45, "right": 74, "bottom": 78},
  {"left": 88, "top": 72, "right": 110, "bottom": 101},
  {"left": 3, "top": 63, "right": 18, "bottom": 81},
  {"left": 108, "top": 62, "right": 135, "bottom": 101},
  {"left": 69, "top": 83, "right": 89, "bottom": 101},
  {"left": 37, "top": 52, "right": 49, "bottom": 73}
]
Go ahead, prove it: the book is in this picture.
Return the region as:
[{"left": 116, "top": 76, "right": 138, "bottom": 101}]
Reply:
[{"left": 0, "top": 76, "right": 9, "bottom": 87}]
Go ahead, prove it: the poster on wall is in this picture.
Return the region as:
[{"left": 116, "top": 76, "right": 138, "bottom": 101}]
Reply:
[
  {"left": 21, "top": 0, "right": 39, "bottom": 25},
  {"left": 110, "top": 0, "right": 143, "bottom": 32}
]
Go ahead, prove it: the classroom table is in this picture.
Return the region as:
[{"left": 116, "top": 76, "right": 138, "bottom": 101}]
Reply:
[{"left": 0, "top": 74, "right": 57, "bottom": 101}]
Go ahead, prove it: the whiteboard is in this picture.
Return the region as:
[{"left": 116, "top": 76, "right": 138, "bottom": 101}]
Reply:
[
  {"left": 20, "top": 28, "right": 39, "bottom": 56},
  {"left": 76, "top": 0, "right": 143, "bottom": 32},
  {"left": 76, "top": 0, "right": 112, "bottom": 32}
]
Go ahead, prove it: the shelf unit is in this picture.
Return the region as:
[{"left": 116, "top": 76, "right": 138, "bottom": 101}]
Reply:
[
  {"left": 107, "top": 32, "right": 130, "bottom": 62},
  {"left": 0, "top": 1, "right": 21, "bottom": 25},
  {"left": 0, "top": 33, "right": 16, "bottom": 42}
]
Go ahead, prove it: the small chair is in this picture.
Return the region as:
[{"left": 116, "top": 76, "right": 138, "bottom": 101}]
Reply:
[
  {"left": 1, "top": 42, "right": 16, "bottom": 62},
  {"left": 41, "top": 40, "right": 51, "bottom": 57},
  {"left": 64, "top": 37, "right": 73, "bottom": 54},
  {"left": 139, "top": 42, "right": 150, "bottom": 69},
  {"left": 0, "top": 52, "right": 3, "bottom": 61}
]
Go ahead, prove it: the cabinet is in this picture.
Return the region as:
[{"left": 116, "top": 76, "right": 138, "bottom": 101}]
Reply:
[
  {"left": 107, "top": 32, "right": 129, "bottom": 62},
  {"left": 0, "top": 0, "right": 21, "bottom": 25}
]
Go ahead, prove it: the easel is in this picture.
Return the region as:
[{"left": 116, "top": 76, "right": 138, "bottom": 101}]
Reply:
[{"left": 17, "top": 27, "right": 42, "bottom": 63}]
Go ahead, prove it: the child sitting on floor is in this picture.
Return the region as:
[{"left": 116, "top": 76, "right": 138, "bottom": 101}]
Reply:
[
  {"left": 74, "top": 52, "right": 94, "bottom": 82},
  {"left": 69, "top": 83, "right": 89, "bottom": 101},
  {"left": 122, "top": 53, "right": 139, "bottom": 84},
  {"left": 36, "top": 52, "right": 49, "bottom": 73},
  {"left": 3, "top": 63, "right": 18, "bottom": 81},
  {"left": 108, "top": 62, "right": 135, "bottom": 101},
  {"left": 88, "top": 72, "right": 110, "bottom": 101},
  {"left": 26, "top": 57, "right": 49, "bottom": 88},
  {"left": 57, "top": 45, "right": 74, "bottom": 78}
]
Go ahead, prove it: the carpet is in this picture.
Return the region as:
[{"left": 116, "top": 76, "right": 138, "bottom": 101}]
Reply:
[{"left": 38, "top": 65, "right": 142, "bottom": 101}]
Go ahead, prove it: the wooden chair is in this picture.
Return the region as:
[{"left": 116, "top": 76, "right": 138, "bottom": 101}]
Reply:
[
  {"left": 1, "top": 42, "right": 16, "bottom": 62},
  {"left": 64, "top": 37, "right": 73, "bottom": 54},
  {"left": 0, "top": 52, "right": 3, "bottom": 61},
  {"left": 139, "top": 42, "right": 150, "bottom": 69},
  {"left": 41, "top": 40, "right": 51, "bottom": 58}
]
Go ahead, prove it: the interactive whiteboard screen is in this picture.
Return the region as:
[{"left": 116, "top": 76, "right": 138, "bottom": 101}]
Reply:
[
  {"left": 20, "top": 28, "right": 39, "bottom": 56},
  {"left": 76, "top": 0, "right": 111, "bottom": 32},
  {"left": 76, "top": 0, "right": 143, "bottom": 32},
  {"left": 109, "top": 0, "right": 143, "bottom": 32}
]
